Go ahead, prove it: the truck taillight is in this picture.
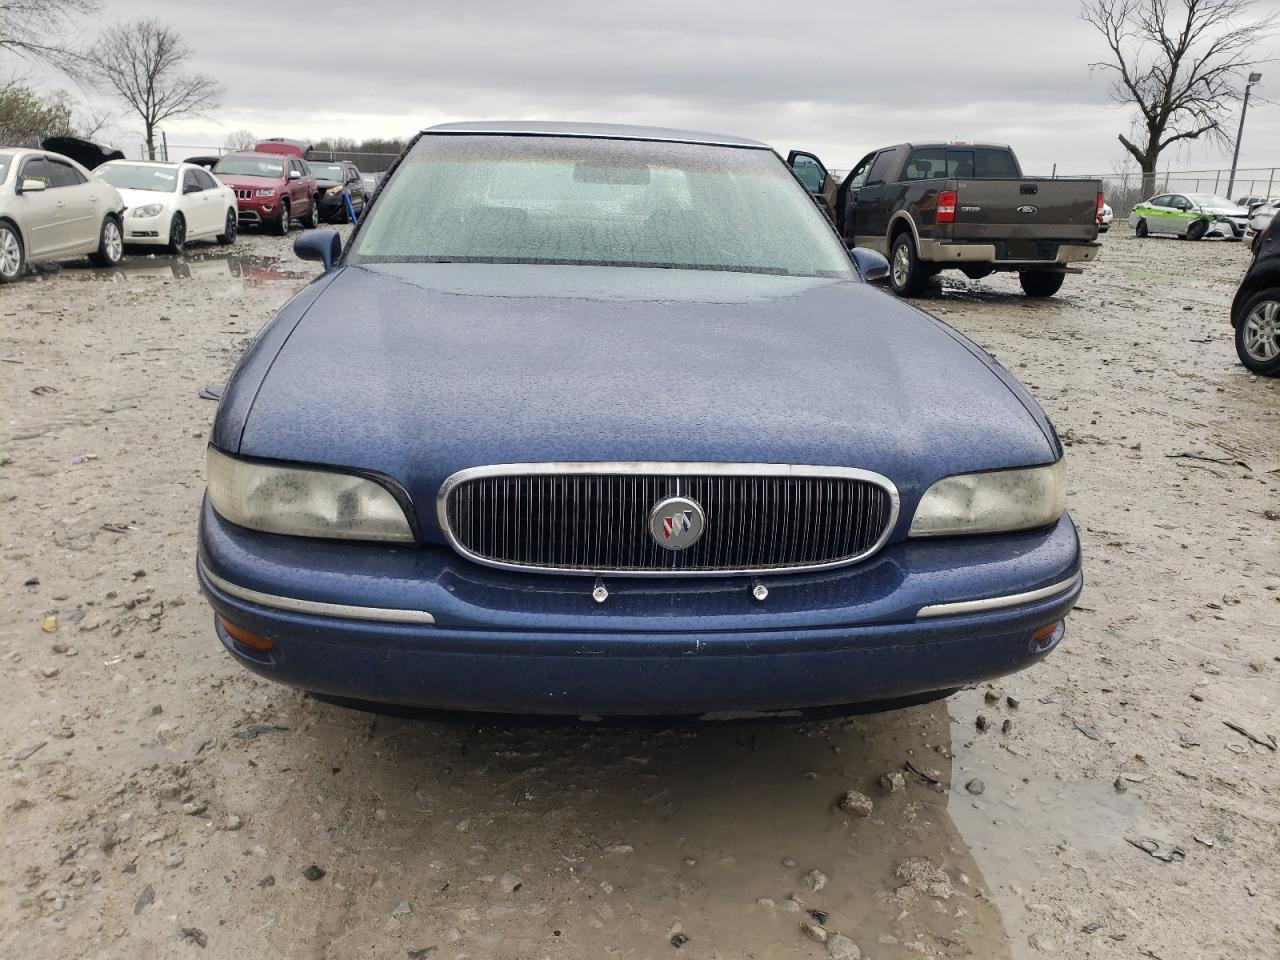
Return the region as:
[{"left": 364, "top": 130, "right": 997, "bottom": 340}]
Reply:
[
  {"left": 1096, "top": 191, "right": 1105, "bottom": 223},
  {"left": 937, "top": 190, "right": 957, "bottom": 224}
]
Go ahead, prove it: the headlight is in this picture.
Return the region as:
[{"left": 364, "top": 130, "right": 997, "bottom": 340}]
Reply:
[
  {"left": 206, "top": 447, "right": 414, "bottom": 542},
  {"left": 909, "top": 460, "right": 1065, "bottom": 537},
  {"left": 255, "top": 188, "right": 275, "bottom": 197},
  {"left": 131, "top": 204, "right": 164, "bottom": 218}
]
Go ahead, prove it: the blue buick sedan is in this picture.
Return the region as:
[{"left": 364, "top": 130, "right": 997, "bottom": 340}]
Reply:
[{"left": 197, "top": 122, "right": 1082, "bottom": 716}]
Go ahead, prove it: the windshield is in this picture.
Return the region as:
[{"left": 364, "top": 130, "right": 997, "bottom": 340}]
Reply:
[
  {"left": 0, "top": 153, "right": 10, "bottom": 184},
  {"left": 213, "top": 156, "right": 284, "bottom": 178},
  {"left": 350, "top": 135, "right": 856, "bottom": 279},
  {"left": 310, "top": 163, "right": 343, "bottom": 180},
  {"left": 98, "top": 163, "right": 179, "bottom": 192},
  {"left": 1187, "top": 194, "right": 1235, "bottom": 208}
]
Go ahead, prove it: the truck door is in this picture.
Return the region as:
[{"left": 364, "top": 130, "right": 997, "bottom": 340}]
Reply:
[
  {"left": 785, "top": 150, "right": 837, "bottom": 221},
  {"left": 850, "top": 149, "right": 897, "bottom": 250}
]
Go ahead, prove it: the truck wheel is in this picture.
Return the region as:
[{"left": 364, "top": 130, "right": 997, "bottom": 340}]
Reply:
[
  {"left": 1235, "top": 289, "right": 1280, "bottom": 375},
  {"left": 889, "top": 232, "right": 929, "bottom": 297},
  {"left": 273, "top": 201, "right": 290, "bottom": 236},
  {"left": 1186, "top": 219, "right": 1208, "bottom": 241},
  {"left": 1135, "top": 219, "right": 1149, "bottom": 238},
  {"left": 1019, "top": 270, "right": 1065, "bottom": 298}
]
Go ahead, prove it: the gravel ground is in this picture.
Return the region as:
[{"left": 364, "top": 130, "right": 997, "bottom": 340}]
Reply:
[{"left": 1, "top": 227, "right": 1278, "bottom": 960}]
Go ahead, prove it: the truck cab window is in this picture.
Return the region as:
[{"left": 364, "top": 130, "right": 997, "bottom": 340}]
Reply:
[{"left": 865, "top": 151, "right": 895, "bottom": 186}]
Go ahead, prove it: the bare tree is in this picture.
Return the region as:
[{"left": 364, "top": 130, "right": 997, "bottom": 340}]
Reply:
[
  {"left": 1082, "top": 0, "right": 1275, "bottom": 193},
  {"left": 224, "top": 128, "right": 256, "bottom": 152},
  {"left": 0, "top": 0, "right": 97, "bottom": 74},
  {"left": 86, "top": 19, "right": 223, "bottom": 160}
]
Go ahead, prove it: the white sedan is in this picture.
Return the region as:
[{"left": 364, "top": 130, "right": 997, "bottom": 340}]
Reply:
[
  {"left": 97, "top": 160, "right": 239, "bottom": 254},
  {"left": 1098, "top": 202, "right": 1113, "bottom": 232},
  {"left": 0, "top": 147, "right": 126, "bottom": 283}
]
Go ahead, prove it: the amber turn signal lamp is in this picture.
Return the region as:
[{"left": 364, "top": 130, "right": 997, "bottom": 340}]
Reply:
[{"left": 219, "top": 616, "right": 274, "bottom": 651}]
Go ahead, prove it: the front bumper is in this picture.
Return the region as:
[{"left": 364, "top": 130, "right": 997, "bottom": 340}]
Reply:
[
  {"left": 197, "top": 501, "right": 1082, "bottom": 714},
  {"left": 124, "top": 212, "right": 169, "bottom": 244},
  {"left": 234, "top": 196, "right": 282, "bottom": 225}
]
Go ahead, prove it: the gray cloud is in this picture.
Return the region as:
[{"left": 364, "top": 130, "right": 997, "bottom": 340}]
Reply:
[{"left": 40, "top": 0, "right": 1280, "bottom": 175}]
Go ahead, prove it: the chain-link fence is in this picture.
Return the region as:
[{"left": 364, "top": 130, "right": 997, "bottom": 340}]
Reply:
[
  {"left": 1060, "top": 167, "right": 1278, "bottom": 216},
  {"left": 128, "top": 143, "right": 401, "bottom": 172}
]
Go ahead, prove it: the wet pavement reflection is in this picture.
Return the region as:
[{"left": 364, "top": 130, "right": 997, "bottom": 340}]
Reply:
[
  {"left": 42, "top": 249, "right": 310, "bottom": 286},
  {"left": 210, "top": 697, "right": 1017, "bottom": 958}
]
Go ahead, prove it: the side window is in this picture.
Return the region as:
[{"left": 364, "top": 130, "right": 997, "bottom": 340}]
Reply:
[
  {"left": 194, "top": 169, "right": 217, "bottom": 190},
  {"left": 844, "top": 152, "right": 877, "bottom": 190},
  {"left": 973, "top": 149, "right": 1020, "bottom": 179},
  {"left": 21, "top": 156, "right": 53, "bottom": 186},
  {"left": 865, "top": 150, "right": 895, "bottom": 187},
  {"left": 790, "top": 154, "right": 826, "bottom": 193},
  {"left": 183, "top": 169, "right": 202, "bottom": 193},
  {"left": 903, "top": 148, "right": 946, "bottom": 181},
  {"left": 1171, "top": 195, "right": 1191, "bottom": 210},
  {"left": 47, "top": 158, "right": 86, "bottom": 188},
  {"left": 297, "top": 160, "right": 310, "bottom": 176}
]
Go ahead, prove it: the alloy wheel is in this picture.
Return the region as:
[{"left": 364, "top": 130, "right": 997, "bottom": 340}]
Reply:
[
  {"left": 1242, "top": 299, "right": 1280, "bottom": 362},
  {"left": 104, "top": 220, "right": 123, "bottom": 262},
  {"left": 892, "top": 244, "right": 910, "bottom": 288},
  {"left": 0, "top": 227, "right": 21, "bottom": 279}
]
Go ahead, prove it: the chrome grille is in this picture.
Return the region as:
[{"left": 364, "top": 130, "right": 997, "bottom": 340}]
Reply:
[
  {"left": 235, "top": 188, "right": 252, "bottom": 200},
  {"left": 438, "top": 463, "right": 898, "bottom": 576}
]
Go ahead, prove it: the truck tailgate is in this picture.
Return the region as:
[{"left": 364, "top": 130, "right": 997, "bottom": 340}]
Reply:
[{"left": 952, "top": 178, "right": 1100, "bottom": 243}]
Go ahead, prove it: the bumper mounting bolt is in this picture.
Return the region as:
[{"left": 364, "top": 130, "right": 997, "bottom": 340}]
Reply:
[
  {"left": 592, "top": 579, "right": 608, "bottom": 604},
  {"left": 751, "top": 580, "right": 768, "bottom": 602}
]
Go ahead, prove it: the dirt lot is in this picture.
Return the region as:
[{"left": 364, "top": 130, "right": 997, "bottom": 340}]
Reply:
[{"left": 1, "top": 227, "right": 1278, "bottom": 960}]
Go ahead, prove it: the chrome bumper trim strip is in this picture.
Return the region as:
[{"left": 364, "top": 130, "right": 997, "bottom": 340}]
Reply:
[
  {"left": 199, "top": 560, "right": 436, "bottom": 625},
  {"left": 916, "top": 573, "right": 1081, "bottom": 619}
]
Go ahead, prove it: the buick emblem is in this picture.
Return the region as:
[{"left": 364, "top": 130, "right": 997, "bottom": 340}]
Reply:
[
  {"left": 649, "top": 496, "right": 706, "bottom": 551},
  {"left": 1017, "top": 204, "right": 1039, "bottom": 215}
]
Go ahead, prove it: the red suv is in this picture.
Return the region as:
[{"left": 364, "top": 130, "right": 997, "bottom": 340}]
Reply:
[{"left": 212, "top": 151, "right": 318, "bottom": 235}]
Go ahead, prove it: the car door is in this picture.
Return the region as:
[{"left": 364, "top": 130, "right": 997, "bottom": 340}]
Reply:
[
  {"left": 194, "top": 169, "right": 226, "bottom": 233},
  {"left": 181, "top": 168, "right": 216, "bottom": 236},
  {"left": 1168, "top": 194, "right": 1197, "bottom": 235},
  {"left": 784, "top": 150, "right": 838, "bottom": 220},
  {"left": 1146, "top": 195, "right": 1179, "bottom": 234},
  {"left": 833, "top": 152, "right": 876, "bottom": 243},
  {"left": 851, "top": 149, "right": 898, "bottom": 249},
  {"left": 46, "top": 156, "right": 100, "bottom": 252},
  {"left": 14, "top": 156, "right": 64, "bottom": 257},
  {"left": 344, "top": 163, "right": 364, "bottom": 210}
]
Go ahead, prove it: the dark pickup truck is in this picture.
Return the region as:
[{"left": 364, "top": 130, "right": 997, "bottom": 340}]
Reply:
[{"left": 787, "top": 142, "right": 1103, "bottom": 297}]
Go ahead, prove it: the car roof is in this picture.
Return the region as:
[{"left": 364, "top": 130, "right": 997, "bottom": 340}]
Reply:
[
  {"left": 222, "top": 151, "right": 291, "bottom": 160},
  {"left": 420, "top": 121, "right": 770, "bottom": 150}
]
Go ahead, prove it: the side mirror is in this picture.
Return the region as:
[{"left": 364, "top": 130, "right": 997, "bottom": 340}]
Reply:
[
  {"left": 288, "top": 170, "right": 301, "bottom": 180},
  {"left": 19, "top": 178, "right": 46, "bottom": 194},
  {"left": 183, "top": 183, "right": 201, "bottom": 194},
  {"left": 294, "top": 228, "right": 341, "bottom": 271},
  {"left": 849, "top": 247, "right": 890, "bottom": 282}
]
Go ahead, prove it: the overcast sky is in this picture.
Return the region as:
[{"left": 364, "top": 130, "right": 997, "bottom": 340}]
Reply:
[{"left": 33, "top": 0, "right": 1280, "bottom": 176}]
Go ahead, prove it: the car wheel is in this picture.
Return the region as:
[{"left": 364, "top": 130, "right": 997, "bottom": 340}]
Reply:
[
  {"left": 889, "top": 231, "right": 928, "bottom": 297},
  {"left": 304, "top": 197, "right": 320, "bottom": 229},
  {"left": 89, "top": 216, "right": 124, "bottom": 267},
  {"left": 1235, "top": 289, "right": 1280, "bottom": 375},
  {"left": 217, "top": 208, "right": 238, "bottom": 245},
  {"left": 1135, "top": 218, "right": 1149, "bottom": 238},
  {"left": 0, "top": 222, "right": 24, "bottom": 283},
  {"left": 1186, "top": 219, "right": 1208, "bottom": 241},
  {"left": 167, "top": 213, "right": 187, "bottom": 255},
  {"left": 1019, "top": 270, "right": 1065, "bottom": 298},
  {"left": 273, "top": 201, "right": 290, "bottom": 236}
]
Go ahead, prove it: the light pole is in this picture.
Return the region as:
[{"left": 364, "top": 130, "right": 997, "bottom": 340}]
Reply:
[{"left": 1227, "top": 71, "right": 1262, "bottom": 200}]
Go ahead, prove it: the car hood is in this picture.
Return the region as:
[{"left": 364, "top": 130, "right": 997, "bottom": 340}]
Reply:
[
  {"left": 215, "top": 173, "right": 283, "bottom": 190},
  {"left": 1200, "top": 204, "right": 1249, "bottom": 216},
  {"left": 114, "top": 187, "right": 177, "bottom": 211},
  {"left": 233, "top": 263, "right": 1057, "bottom": 539}
]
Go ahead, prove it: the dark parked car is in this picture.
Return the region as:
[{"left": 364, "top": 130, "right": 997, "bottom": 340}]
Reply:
[
  {"left": 212, "top": 151, "right": 318, "bottom": 235},
  {"left": 197, "top": 122, "right": 1081, "bottom": 717},
  {"left": 308, "top": 160, "right": 367, "bottom": 222},
  {"left": 786, "top": 143, "right": 1102, "bottom": 297},
  {"left": 1230, "top": 214, "right": 1280, "bottom": 375}
]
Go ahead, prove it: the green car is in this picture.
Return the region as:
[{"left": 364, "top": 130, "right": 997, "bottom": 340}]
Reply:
[{"left": 1129, "top": 193, "right": 1250, "bottom": 240}]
